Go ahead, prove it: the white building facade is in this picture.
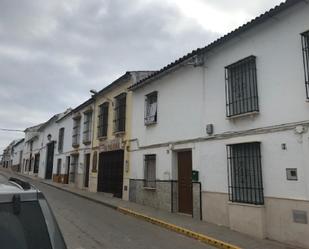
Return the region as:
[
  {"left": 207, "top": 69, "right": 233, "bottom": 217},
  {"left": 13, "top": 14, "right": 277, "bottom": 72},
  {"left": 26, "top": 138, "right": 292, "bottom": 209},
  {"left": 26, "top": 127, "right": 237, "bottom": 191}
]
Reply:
[
  {"left": 53, "top": 110, "right": 73, "bottom": 184},
  {"left": 37, "top": 115, "right": 62, "bottom": 179},
  {"left": 129, "top": 1, "right": 309, "bottom": 248},
  {"left": 23, "top": 124, "right": 44, "bottom": 175},
  {"left": 70, "top": 98, "right": 94, "bottom": 190},
  {"left": 11, "top": 138, "right": 24, "bottom": 172}
]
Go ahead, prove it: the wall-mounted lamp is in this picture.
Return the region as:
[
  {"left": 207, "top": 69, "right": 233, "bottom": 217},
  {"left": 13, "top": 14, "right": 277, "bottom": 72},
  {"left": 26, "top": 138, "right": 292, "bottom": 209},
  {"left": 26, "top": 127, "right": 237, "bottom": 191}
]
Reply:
[{"left": 47, "top": 134, "right": 52, "bottom": 141}]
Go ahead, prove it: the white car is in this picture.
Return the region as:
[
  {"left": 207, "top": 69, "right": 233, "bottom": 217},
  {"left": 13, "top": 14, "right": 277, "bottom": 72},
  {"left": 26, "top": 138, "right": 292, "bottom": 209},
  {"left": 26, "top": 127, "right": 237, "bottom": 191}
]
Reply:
[{"left": 0, "top": 177, "right": 67, "bottom": 249}]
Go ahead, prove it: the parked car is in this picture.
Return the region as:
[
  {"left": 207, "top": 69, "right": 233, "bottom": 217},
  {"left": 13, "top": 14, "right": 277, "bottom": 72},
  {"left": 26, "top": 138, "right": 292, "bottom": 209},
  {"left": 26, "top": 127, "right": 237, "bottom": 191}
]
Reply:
[{"left": 0, "top": 177, "right": 67, "bottom": 249}]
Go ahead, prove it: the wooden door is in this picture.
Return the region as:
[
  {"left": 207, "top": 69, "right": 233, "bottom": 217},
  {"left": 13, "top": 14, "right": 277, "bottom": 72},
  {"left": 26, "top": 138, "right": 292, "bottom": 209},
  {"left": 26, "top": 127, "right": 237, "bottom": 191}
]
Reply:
[
  {"left": 45, "top": 142, "right": 54, "bottom": 179},
  {"left": 33, "top": 153, "right": 40, "bottom": 174},
  {"left": 97, "top": 150, "right": 124, "bottom": 198},
  {"left": 84, "top": 154, "right": 90, "bottom": 188},
  {"left": 65, "top": 156, "right": 70, "bottom": 184},
  {"left": 178, "top": 151, "right": 193, "bottom": 214}
]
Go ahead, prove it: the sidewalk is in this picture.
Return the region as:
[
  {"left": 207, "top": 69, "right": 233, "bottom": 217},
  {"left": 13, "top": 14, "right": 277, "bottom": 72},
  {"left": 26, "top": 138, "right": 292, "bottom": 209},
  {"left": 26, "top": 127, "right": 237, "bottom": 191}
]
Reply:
[{"left": 3, "top": 169, "right": 303, "bottom": 249}]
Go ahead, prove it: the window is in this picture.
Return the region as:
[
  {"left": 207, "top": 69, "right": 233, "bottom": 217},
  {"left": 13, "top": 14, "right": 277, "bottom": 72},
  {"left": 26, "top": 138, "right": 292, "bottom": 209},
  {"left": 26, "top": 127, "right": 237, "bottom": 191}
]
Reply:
[
  {"left": 98, "top": 102, "right": 109, "bottom": 137},
  {"left": 83, "top": 111, "right": 92, "bottom": 144},
  {"left": 114, "top": 93, "right": 126, "bottom": 132},
  {"left": 144, "top": 154, "right": 156, "bottom": 188},
  {"left": 57, "top": 158, "right": 62, "bottom": 175},
  {"left": 301, "top": 31, "right": 309, "bottom": 99},
  {"left": 58, "top": 128, "right": 65, "bottom": 152},
  {"left": 92, "top": 151, "right": 97, "bottom": 172},
  {"left": 225, "top": 56, "right": 259, "bottom": 117},
  {"left": 70, "top": 155, "right": 78, "bottom": 183},
  {"left": 145, "top": 91, "right": 158, "bottom": 125},
  {"left": 227, "top": 142, "right": 264, "bottom": 205},
  {"left": 72, "top": 117, "right": 81, "bottom": 147}
]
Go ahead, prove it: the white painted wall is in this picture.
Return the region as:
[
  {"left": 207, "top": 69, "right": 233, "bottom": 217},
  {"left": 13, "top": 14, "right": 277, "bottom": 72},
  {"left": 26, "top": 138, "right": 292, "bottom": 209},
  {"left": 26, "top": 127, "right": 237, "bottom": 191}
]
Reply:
[
  {"left": 73, "top": 103, "right": 94, "bottom": 176},
  {"left": 12, "top": 140, "right": 24, "bottom": 166},
  {"left": 203, "top": 3, "right": 309, "bottom": 134},
  {"left": 131, "top": 65, "right": 205, "bottom": 146},
  {"left": 22, "top": 129, "right": 42, "bottom": 173},
  {"left": 38, "top": 116, "right": 60, "bottom": 179},
  {"left": 54, "top": 113, "right": 73, "bottom": 175},
  {"left": 130, "top": 2, "right": 309, "bottom": 200}
]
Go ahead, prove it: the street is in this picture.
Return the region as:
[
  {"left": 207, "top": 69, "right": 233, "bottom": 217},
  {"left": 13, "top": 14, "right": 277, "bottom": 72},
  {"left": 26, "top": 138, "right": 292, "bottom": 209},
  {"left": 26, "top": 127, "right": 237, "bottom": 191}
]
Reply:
[{"left": 1, "top": 173, "right": 213, "bottom": 249}]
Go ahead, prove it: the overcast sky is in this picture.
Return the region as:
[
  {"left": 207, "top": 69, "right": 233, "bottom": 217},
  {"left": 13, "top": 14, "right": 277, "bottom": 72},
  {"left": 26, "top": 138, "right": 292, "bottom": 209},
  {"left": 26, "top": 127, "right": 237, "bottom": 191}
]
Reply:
[{"left": 0, "top": 0, "right": 282, "bottom": 153}]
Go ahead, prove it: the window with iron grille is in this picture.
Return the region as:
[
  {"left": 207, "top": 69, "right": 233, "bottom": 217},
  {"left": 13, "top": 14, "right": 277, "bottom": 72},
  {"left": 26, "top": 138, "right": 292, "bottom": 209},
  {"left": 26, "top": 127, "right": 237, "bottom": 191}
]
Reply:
[
  {"left": 145, "top": 91, "right": 158, "bottom": 125},
  {"left": 58, "top": 127, "right": 65, "bottom": 153},
  {"left": 227, "top": 142, "right": 264, "bottom": 205},
  {"left": 70, "top": 155, "right": 78, "bottom": 183},
  {"left": 57, "top": 158, "right": 62, "bottom": 175},
  {"left": 98, "top": 102, "right": 109, "bottom": 137},
  {"left": 72, "top": 117, "right": 81, "bottom": 147},
  {"left": 83, "top": 111, "right": 92, "bottom": 144},
  {"left": 114, "top": 93, "right": 126, "bottom": 132},
  {"left": 301, "top": 31, "right": 309, "bottom": 99},
  {"left": 225, "top": 56, "right": 259, "bottom": 117},
  {"left": 144, "top": 154, "right": 156, "bottom": 188}
]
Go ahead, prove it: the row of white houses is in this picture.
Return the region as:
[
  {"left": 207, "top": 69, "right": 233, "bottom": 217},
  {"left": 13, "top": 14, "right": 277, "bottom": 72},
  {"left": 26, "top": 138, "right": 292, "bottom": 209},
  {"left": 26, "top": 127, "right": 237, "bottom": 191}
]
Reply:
[{"left": 2, "top": 1, "right": 309, "bottom": 247}]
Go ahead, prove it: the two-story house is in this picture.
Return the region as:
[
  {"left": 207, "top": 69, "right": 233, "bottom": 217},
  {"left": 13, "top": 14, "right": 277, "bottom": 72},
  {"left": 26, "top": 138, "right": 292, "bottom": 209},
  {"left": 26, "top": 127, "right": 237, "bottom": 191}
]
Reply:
[
  {"left": 23, "top": 123, "right": 45, "bottom": 175},
  {"left": 53, "top": 109, "right": 73, "bottom": 184},
  {"left": 70, "top": 99, "right": 95, "bottom": 189},
  {"left": 89, "top": 71, "right": 154, "bottom": 200},
  {"left": 1, "top": 141, "right": 14, "bottom": 169},
  {"left": 129, "top": 1, "right": 309, "bottom": 248},
  {"left": 37, "top": 114, "right": 64, "bottom": 180},
  {"left": 11, "top": 138, "right": 24, "bottom": 172}
]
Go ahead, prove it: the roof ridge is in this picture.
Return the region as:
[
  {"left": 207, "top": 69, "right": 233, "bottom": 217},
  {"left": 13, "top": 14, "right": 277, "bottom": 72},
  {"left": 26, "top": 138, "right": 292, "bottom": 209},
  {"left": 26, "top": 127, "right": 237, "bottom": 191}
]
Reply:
[{"left": 129, "top": 0, "right": 304, "bottom": 90}]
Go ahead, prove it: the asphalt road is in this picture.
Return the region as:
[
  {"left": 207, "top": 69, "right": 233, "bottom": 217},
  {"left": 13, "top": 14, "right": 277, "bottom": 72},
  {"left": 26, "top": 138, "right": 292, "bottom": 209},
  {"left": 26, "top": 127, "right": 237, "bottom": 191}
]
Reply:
[{"left": 1, "top": 172, "right": 213, "bottom": 249}]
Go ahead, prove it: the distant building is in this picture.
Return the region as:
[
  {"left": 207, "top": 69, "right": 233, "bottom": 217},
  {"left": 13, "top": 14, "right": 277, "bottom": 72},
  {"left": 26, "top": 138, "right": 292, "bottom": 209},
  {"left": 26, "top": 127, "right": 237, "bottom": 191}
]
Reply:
[
  {"left": 53, "top": 109, "right": 73, "bottom": 184},
  {"left": 11, "top": 138, "right": 24, "bottom": 172},
  {"left": 1, "top": 142, "right": 14, "bottom": 168},
  {"left": 23, "top": 123, "right": 45, "bottom": 175}
]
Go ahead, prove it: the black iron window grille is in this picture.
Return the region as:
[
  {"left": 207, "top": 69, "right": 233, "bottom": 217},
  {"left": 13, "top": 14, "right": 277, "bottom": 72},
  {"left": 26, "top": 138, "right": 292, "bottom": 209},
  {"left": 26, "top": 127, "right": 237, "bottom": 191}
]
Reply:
[
  {"left": 72, "top": 117, "right": 81, "bottom": 147},
  {"left": 145, "top": 91, "right": 158, "bottom": 125},
  {"left": 144, "top": 154, "right": 156, "bottom": 188},
  {"left": 70, "top": 155, "right": 78, "bottom": 183},
  {"left": 114, "top": 93, "right": 126, "bottom": 132},
  {"left": 98, "top": 102, "right": 109, "bottom": 137},
  {"left": 83, "top": 112, "right": 92, "bottom": 144},
  {"left": 58, "top": 127, "right": 65, "bottom": 152},
  {"left": 57, "top": 158, "right": 62, "bottom": 175},
  {"left": 225, "top": 56, "right": 259, "bottom": 117},
  {"left": 227, "top": 142, "right": 264, "bottom": 205},
  {"left": 301, "top": 31, "right": 309, "bottom": 99}
]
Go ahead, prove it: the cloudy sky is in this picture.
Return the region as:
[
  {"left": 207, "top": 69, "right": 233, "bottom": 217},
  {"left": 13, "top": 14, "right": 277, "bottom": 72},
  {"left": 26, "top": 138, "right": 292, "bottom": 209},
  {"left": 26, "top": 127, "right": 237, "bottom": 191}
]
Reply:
[{"left": 0, "top": 0, "right": 282, "bottom": 153}]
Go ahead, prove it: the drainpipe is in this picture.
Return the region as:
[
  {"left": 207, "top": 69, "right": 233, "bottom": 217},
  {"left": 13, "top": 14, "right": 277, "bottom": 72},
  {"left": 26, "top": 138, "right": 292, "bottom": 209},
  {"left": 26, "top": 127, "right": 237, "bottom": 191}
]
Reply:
[{"left": 90, "top": 98, "right": 96, "bottom": 171}]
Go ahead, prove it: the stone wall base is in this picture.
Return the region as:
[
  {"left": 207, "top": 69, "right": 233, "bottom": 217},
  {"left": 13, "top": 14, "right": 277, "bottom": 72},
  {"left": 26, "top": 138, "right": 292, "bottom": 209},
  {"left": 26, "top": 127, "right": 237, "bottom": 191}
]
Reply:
[
  {"left": 129, "top": 179, "right": 202, "bottom": 219},
  {"left": 202, "top": 191, "right": 309, "bottom": 248}
]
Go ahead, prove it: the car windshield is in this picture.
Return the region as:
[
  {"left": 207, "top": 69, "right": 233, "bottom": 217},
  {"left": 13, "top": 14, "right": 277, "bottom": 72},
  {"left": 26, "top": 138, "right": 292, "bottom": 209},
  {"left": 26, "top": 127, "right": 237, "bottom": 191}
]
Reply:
[{"left": 0, "top": 200, "right": 52, "bottom": 249}]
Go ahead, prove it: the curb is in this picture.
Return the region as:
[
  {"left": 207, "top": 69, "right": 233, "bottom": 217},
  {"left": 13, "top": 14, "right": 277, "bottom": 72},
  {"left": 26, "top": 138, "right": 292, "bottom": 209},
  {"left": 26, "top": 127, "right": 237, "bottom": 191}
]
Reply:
[
  {"left": 5, "top": 171, "right": 241, "bottom": 249},
  {"left": 118, "top": 207, "right": 242, "bottom": 249}
]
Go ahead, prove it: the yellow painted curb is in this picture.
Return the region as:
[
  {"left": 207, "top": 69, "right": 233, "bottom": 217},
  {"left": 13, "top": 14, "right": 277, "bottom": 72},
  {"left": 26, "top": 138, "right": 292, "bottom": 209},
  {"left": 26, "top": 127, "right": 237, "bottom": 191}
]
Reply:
[{"left": 117, "top": 207, "right": 242, "bottom": 249}]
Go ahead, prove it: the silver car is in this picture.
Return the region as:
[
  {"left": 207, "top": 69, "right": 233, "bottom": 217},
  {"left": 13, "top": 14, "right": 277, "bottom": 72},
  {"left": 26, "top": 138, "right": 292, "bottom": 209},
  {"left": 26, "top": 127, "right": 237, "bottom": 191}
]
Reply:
[{"left": 0, "top": 177, "right": 67, "bottom": 249}]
